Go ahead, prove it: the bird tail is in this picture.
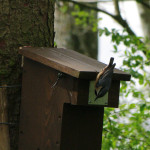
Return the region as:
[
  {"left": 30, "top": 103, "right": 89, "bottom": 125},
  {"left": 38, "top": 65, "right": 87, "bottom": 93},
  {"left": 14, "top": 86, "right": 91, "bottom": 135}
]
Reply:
[{"left": 108, "top": 57, "right": 114, "bottom": 66}]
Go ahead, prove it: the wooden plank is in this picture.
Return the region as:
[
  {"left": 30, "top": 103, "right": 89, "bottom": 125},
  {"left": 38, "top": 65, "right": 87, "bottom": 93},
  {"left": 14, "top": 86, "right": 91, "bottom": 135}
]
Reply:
[
  {"left": 19, "top": 47, "right": 131, "bottom": 81},
  {"left": 76, "top": 79, "right": 89, "bottom": 105},
  {"left": 0, "top": 87, "right": 10, "bottom": 150},
  {"left": 19, "top": 58, "right": 77, "bottom": 150},
  {"left": 107, "top": 80, "right": 120, "bottom": 108},
  {"left": 51, "top": 48, "right": 130, "bottom": 80},
  {"left": 60, "top": 104, "right": 104, "bottom": 150}
]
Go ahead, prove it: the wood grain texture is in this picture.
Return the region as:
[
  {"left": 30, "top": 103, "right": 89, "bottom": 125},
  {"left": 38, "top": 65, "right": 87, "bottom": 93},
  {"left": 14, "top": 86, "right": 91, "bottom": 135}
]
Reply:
[{"left": 19, "top": 47, "right": 131, "bottom": 81}]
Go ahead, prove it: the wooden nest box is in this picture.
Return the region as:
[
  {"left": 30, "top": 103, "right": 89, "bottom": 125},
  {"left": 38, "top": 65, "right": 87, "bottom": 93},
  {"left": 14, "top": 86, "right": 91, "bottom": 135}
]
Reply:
[{"left": 18, "top": 47, "right": 131, "bottom": 150}]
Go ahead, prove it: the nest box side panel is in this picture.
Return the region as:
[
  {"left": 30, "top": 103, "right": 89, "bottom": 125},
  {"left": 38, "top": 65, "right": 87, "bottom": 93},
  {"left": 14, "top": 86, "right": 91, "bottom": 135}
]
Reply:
[
  {"left": 107, "top": 80, "right": 120, "bottom": 108},
  {"left": 19, "top": 58, "right": 76, "bottom": 150},
  {"left": 60, "top": 104, "right": 104, "bottom": 150}
]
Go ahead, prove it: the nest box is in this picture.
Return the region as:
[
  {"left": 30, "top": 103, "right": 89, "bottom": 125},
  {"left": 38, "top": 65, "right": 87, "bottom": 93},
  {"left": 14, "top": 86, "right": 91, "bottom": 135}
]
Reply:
[{"left": 18, "top": 47, "right": 131, "bottom": 150}]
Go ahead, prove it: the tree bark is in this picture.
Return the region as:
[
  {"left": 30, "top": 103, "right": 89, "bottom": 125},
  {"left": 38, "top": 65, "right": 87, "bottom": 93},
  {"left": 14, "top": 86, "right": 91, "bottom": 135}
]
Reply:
[
  {"left": 0, "top": 1, "right": 55, "bottom": 149},
  {"left": 0, "top": 87, "right": 10, "bottom": 150}
]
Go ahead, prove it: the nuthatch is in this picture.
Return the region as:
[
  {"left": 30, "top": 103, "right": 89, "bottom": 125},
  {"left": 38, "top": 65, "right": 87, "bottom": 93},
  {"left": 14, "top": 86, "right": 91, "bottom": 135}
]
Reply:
[{"left": 94, "top": 57, "right": 116, "bottom": 101}]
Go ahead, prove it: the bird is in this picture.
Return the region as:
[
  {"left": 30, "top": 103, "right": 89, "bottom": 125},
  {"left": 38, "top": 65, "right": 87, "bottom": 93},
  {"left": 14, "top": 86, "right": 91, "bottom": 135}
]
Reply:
[{"left": 94, "top": 57, "right": 116, "bottom": 101}]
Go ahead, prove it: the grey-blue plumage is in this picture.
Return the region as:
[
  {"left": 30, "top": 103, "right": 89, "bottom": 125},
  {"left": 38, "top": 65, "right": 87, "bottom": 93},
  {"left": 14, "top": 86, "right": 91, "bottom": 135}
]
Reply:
[{"left": 94, "top": 57, "right": 116, "bottom": 101}]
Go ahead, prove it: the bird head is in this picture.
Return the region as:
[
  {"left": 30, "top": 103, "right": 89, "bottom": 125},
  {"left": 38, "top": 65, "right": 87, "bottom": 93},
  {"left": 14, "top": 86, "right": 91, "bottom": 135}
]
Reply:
[{"left": 95, "top": 57, "right": 116, "bottom": 98}]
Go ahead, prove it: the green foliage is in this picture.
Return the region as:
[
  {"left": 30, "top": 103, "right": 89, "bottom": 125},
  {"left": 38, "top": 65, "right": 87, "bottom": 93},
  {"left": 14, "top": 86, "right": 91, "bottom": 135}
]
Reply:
[
  {"left": 99, "top": 26, "right": 150, "bottom": 150},
  {"left": 59, "top": 4, "right": 68, "bottom": 13},
  {"left": 71, "top": 5, "right": 101, "bottom": 32},
  {"left": 54, "top": 41, "right": 57, "bottom": 47},
  {"left": 102, "top": 104, "right": 150, "bottom": 149}
]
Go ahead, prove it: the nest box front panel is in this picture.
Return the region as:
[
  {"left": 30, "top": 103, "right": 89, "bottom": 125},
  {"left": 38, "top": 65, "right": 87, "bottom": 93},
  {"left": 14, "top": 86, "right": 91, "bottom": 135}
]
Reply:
[
  {"left": 19, "top": 47, "right": 130, "bottom": 108},
  {"left": 88, "top": 81, "right": 108, "bottom": 105},
  {"left": 88, "top": 80, "right": 120, "bottom": 108},
  {"left": 19, "top": 58, "right": 80, "bottom": 150}
]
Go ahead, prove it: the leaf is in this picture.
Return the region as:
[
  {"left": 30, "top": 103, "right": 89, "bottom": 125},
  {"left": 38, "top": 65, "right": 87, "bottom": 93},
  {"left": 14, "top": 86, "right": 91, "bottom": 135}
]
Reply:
[
  {"left": 139, "top": 76, "right": 144, "bottom": 85},
  {"left": 113, "top": 45, "right": 117, "bottom": 52},
  {"left": 133, "top": 91, "right": 139, "bottom": 97},
  {"left": 129, "top": 104, "right": 136, "bottom": 109},
  {"left": 104, "top": 27, "right": 111, "bottom": 36},
  {"left": 140, "top": 104, "right": 146, "bottom": 112},
  {"left": 99, "top": 28, "right": 104, "bottom": 36},
  {"left": 131, "top": 47, "right": 136, "bottom": 54},
  {"left": 60, "top": 5, "right": 68, "bottom": 13},
  {"left": 54, "top": 41, "right": 57, "bottom": 47}
]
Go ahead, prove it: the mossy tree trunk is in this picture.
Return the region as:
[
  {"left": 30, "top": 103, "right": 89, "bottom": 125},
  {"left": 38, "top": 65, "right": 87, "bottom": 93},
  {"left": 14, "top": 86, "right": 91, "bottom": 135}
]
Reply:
[{"left": 0, "top": 1, "right": 55, "bottom": 149}]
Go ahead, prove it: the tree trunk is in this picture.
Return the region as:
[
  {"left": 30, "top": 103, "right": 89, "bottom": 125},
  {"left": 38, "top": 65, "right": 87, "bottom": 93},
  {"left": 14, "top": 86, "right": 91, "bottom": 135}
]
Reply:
[
  {"left": 0, "top": 1, "right": 55, "bottom": 149},
  {"left": 0, "top": 87, "right": 10, "bottom": 150}
]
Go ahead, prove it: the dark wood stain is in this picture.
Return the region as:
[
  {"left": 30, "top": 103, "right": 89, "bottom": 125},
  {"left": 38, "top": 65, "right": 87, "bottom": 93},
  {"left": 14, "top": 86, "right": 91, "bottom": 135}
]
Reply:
[
  {"left": 107, "top": 80, "right": 120, "bottom": 108},
  {"left": 18, "top": 47, "right": 131, "bottom": 150},
  {"left": 19, "top": 47, "right": 131, "bottom": 81},
  {"left": 19, "top": 58, "right": 104, "bottom": 150},
  {"left": 60, "top": 104, "right": 104, "bottom": 150},
  {"left": 19, "top": 58, "right": 73, "bottom": 150}
]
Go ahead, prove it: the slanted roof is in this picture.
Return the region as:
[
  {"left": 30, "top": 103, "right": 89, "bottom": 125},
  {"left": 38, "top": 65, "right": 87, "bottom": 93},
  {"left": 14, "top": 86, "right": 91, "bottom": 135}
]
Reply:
[{"left": 19, "top": 47, "right": 131, "bottom": 81}]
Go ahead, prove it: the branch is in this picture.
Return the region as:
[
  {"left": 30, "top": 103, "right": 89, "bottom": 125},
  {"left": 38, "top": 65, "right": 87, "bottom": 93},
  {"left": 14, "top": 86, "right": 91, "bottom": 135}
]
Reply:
[
  {"left": 112, "top": 0, "right": 136, "bottom": 36},
  {"left": 61, "top": 0, "right": 147, "bottom": 55},
  {"left": 63, "top": 0, "right": 136, "bottom": 36},
  {"left": 136, "top": 0, "right": 150, "bottom": 9},
  {"left": 66, "top": 0, "right": 150, "bottom": 9},
  {"left": 67, "top": 0, "right": 116, "bottom": 19},
  {"left": 113, "top": 0, "right": 121, "bottom": 16}
]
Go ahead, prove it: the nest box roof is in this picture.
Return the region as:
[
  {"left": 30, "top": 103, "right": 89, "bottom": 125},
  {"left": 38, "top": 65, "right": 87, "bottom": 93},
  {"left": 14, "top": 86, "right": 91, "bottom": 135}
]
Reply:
[{"left": 19, "top": 47, "right": 131, "bottom": 81}]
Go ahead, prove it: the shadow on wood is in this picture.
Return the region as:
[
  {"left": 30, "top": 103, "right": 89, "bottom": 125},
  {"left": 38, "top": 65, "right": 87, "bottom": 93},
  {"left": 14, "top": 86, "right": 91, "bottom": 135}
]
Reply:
[{"left": 60, "top": 104, "right": 104, "bottom": 150}]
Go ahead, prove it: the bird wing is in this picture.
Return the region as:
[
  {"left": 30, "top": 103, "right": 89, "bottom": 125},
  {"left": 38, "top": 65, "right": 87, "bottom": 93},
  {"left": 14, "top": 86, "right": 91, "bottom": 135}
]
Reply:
[
  {"left": 95, "top": 63, "right": 115, "bottom": 88},
  {"left": 94, "top": 86, "right": 109, "bottom": 100}
]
